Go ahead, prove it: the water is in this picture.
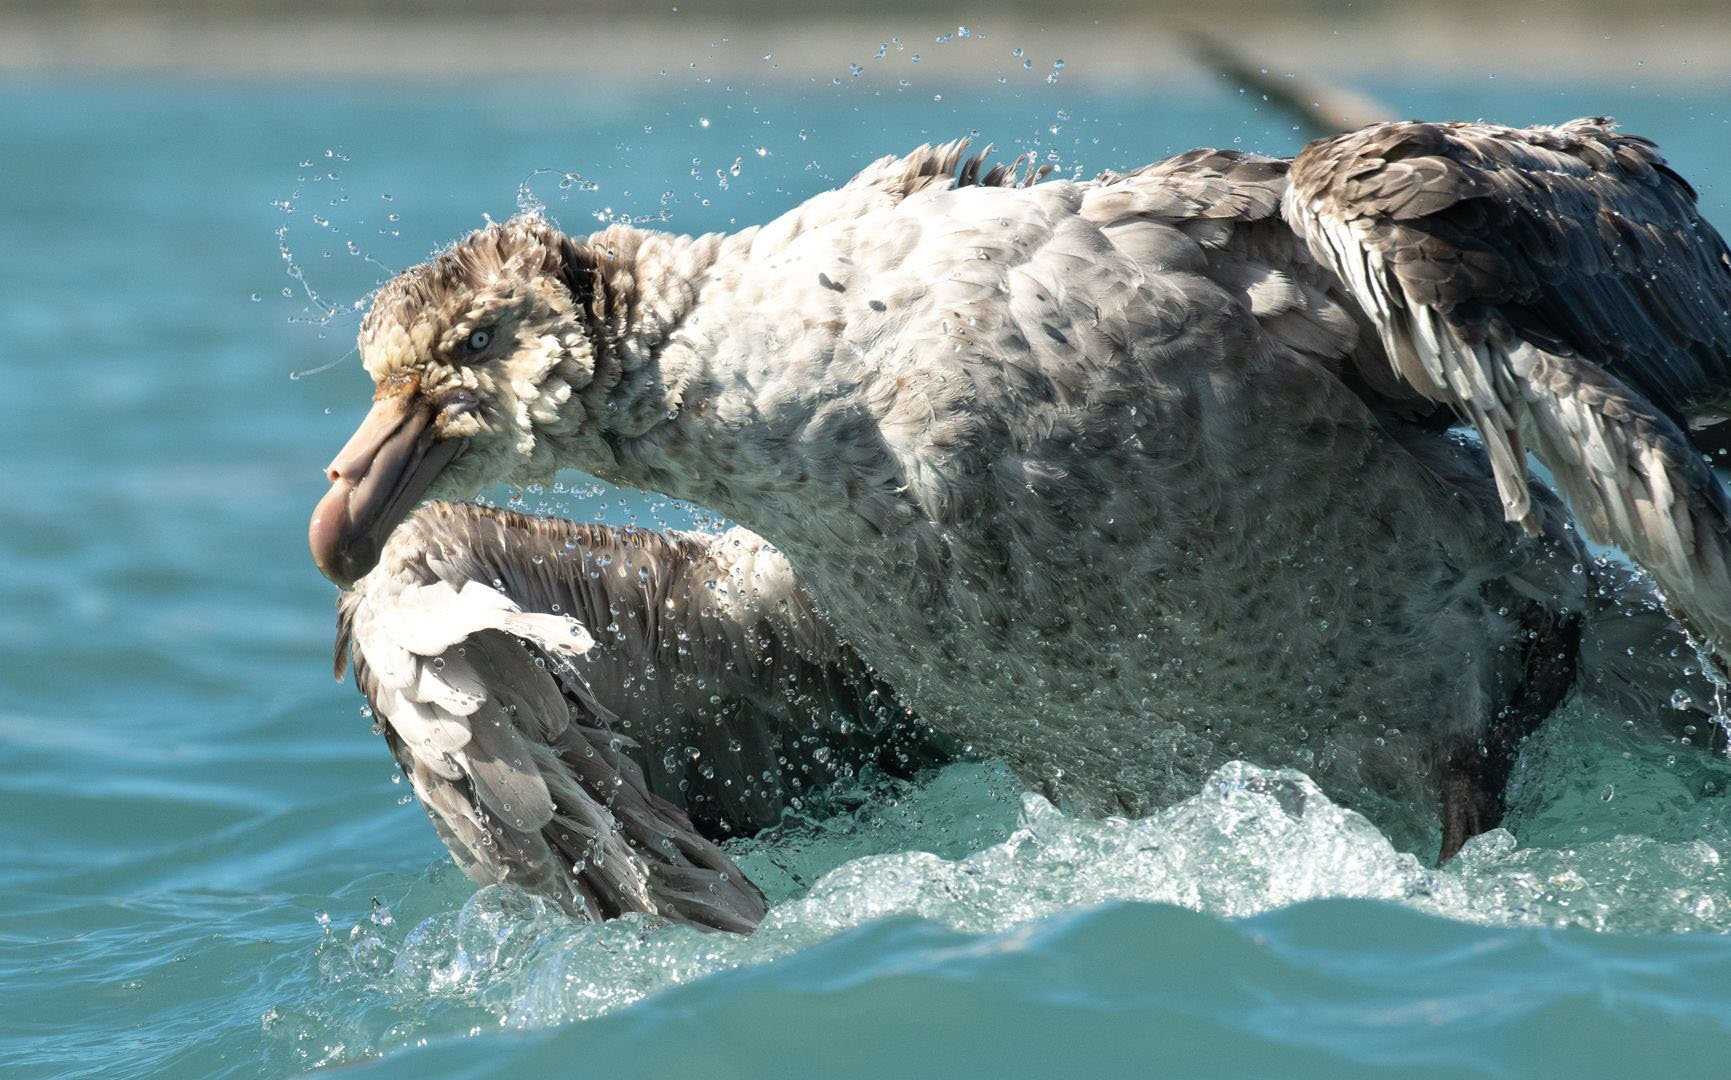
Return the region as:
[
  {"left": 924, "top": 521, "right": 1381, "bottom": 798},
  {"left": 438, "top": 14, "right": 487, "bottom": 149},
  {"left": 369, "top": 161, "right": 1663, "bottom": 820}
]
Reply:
[{"left": 3, "top": 62, "right": 1731, "bottom": 1078}]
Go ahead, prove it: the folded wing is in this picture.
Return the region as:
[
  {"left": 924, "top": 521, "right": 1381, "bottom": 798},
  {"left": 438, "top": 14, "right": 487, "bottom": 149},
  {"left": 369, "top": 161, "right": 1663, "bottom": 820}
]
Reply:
[{"left": 1284, "top": 117, "right": 1731, "bottom": 659}]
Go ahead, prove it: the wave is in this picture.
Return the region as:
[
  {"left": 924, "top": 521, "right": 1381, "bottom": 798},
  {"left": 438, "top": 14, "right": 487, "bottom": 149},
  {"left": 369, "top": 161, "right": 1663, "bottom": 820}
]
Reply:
[{"left": 268, "top": 749, "right": 1731, "bottom": 1072}]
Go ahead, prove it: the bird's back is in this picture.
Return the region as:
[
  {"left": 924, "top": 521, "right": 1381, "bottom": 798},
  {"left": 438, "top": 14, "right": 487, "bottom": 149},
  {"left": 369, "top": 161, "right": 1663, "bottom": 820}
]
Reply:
[{"left": 646, "top": 149, "right": 1590, "bottom": 849}]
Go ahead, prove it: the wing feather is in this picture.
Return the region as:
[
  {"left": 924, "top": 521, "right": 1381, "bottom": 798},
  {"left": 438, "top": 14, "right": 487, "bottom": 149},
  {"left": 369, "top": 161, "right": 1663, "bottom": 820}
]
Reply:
[
  {"left": 340, "top": 515, "right": 768, "bottom": 929},
  {"left": 337, "top": 502, "right": 951, "bottom": 930},
  {"left": 1285, "top": 117, "right": 1731, "bottom": 658}
]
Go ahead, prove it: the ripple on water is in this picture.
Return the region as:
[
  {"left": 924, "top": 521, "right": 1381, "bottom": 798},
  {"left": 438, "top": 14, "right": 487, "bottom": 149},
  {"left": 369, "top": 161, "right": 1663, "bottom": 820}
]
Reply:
[{"left": 263, "top": 751, "right": 1731, "bottom": 1072}]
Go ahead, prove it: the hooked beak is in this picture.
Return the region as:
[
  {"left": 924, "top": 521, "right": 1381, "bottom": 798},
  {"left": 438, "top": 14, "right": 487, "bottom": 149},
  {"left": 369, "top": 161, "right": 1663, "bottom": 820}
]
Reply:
[{"left": 309, "top": 392, "right": 466, "bottom": 588}]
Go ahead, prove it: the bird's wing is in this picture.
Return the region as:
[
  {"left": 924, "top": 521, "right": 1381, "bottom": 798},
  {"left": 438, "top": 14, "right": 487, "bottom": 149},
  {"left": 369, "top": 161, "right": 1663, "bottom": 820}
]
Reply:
[
  {"left": 338, "top": 503, "right": 949, "bottom": 928},
  {"left": 1284, "top": 117, "right": 1731, "bottom": 657},
  {"left": 339, "top": 511, "right": 769, "bottom": 931}
]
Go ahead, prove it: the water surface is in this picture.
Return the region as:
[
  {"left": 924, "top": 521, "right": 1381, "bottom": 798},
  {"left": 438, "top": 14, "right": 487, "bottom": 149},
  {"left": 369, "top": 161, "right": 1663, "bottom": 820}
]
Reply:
[{"left": 4, "top": 61, "right": 1731, "bottom": 1078}]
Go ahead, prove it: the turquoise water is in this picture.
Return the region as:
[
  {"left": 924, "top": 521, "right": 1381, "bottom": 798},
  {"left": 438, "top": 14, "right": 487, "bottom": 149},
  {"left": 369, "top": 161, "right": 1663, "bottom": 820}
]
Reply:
[{"left": 4, "top": 59, "right": 1731, "bottom": 1078}]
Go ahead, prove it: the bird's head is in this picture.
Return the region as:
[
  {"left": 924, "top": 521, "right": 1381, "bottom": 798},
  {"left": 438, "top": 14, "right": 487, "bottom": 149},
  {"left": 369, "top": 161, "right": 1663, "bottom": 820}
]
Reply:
[{"left": 309, "top": 215, "right": 607, "bottom": 587}]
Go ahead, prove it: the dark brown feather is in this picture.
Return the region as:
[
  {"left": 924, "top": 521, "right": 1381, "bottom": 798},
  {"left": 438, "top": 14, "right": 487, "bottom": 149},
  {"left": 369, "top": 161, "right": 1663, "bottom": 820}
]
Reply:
[{"left": 1287, "top": 118, "right": 1731, "bottom": 662}]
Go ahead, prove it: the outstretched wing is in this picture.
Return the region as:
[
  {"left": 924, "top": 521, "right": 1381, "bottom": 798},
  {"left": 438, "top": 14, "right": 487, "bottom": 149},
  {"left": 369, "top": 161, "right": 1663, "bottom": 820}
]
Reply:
[
  {"left": 1284, "top": 117, "right": 1731, "bottom": 656},
  {"left": 338, "top": 502, "right": 948, "bottom": 930}
]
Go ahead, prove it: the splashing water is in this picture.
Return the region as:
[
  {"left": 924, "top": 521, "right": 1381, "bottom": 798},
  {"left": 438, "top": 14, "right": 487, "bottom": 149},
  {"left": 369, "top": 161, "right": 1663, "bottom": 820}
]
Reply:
[
  {"left": 267, "top": 727, "right": 1731, "bottom": 1072},
  {"left": 262, "top": 387, "right": 1731, "bottom": 1074},
  {"left": 12, "top": 51, "right": 1731, "bottom": 1080}
]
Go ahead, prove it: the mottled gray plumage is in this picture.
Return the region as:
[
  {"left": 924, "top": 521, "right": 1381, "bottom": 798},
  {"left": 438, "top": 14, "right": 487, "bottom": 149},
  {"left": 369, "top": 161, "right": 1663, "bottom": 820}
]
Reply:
[{"left": 322, "top": 120, "right": 1730, "bottom": 920}]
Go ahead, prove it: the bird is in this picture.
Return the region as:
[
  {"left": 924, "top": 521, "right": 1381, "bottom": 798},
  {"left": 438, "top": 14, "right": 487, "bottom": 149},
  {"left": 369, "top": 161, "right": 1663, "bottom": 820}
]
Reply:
[{"left": 314, "top": 118, "right": 1731, "bottom": 928}]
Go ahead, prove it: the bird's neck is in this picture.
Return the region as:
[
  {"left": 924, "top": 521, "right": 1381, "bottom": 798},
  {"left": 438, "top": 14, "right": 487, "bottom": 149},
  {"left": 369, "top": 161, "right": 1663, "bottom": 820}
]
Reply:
[
  {"left": 553, "top": 223, "right": 761, "bottom": 510},
  {"left": 550, "top": 223, "right": 911, "bottom": 564},
  {"left": 564, "top": 223, "right": 717, "bottom": 425}
]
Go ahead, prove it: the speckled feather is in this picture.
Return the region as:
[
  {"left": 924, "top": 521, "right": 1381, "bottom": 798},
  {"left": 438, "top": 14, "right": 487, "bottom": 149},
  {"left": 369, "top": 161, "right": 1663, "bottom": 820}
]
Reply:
[{"left": 337, "top": 127, "right": 1726, "bottom": 890}]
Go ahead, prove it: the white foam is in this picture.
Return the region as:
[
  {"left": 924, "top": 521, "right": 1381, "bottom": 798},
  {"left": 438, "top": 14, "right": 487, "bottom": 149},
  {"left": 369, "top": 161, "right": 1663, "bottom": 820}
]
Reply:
[{"left": 282, "top": 753, "right": 1730, "bottom": 1070}]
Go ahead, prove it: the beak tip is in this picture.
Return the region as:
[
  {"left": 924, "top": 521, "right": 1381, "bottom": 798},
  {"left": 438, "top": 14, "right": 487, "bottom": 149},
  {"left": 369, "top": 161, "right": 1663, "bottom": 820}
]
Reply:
[
  {"left": 309, "top": 483, "right": 372, "bottom": 589},
  {"left": 310, "top": 396, "right": 464, "bottom": 591}
]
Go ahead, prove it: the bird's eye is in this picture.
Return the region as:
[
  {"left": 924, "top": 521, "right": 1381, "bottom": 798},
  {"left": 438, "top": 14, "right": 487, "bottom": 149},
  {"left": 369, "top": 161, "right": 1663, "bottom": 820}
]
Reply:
[{"left": 466, "top": 327, "right": 493, "bottom": 352}]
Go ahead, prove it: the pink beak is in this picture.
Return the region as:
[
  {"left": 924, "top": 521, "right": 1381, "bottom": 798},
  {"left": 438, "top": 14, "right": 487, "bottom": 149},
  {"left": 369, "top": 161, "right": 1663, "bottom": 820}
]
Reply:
[{"left": 308, "top": 393, "right": 464, "bottom": 587}]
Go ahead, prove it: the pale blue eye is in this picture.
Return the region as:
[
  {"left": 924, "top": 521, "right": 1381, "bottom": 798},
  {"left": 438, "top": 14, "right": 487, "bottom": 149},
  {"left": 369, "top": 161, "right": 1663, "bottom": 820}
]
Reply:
[{"left": 467, "top": 328, "right": 492, "bottom": 351}]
